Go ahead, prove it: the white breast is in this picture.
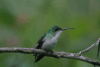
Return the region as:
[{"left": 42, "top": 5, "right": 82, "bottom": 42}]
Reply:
[{"left": 41, "top": 31, "right": 62, "bottom": 50}]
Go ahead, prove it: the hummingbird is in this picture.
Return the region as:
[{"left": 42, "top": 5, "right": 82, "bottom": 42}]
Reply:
[{"left": 33, "top": 25, "right": 74, "bottom": 63}]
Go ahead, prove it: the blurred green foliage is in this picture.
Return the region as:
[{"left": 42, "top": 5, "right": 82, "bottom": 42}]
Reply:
[{"left": 0, "top": 0, "right": 100, "bottom": 67}]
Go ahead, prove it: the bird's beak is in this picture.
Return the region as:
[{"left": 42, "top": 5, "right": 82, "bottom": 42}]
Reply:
[{"left": 62, "top": 28, "right": 74, "bottom": 31}]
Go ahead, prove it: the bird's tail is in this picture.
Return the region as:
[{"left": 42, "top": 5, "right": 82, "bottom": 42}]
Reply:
[{"left": 34, "top": 54, "right": 45, "bottom": 63}]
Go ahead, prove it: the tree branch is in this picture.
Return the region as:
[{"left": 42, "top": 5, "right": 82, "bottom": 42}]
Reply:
[{"left": 0, "top": 38, "right": 100, "bottom": 66}]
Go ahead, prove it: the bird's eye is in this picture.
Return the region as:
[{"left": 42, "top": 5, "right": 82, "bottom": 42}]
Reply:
[{"left": 55, "top": 29, "right": 58, "bottom": 31}]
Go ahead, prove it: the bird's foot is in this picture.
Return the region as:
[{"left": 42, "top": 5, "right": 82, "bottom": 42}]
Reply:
[
  {"left": 54, "top": 56, "right": 59, "bottom": 59},
  {"left": 44, "top": 49, "right": 53, "bottom": 54},
  {"left": 44, "top": 49, "right": 59, "bottom": 59}
]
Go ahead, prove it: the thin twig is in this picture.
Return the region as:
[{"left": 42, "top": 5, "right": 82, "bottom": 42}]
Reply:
[
  {"left": 78, "top": 38, "right": 100, "bottom": 55},
  {"left": 94, "top": 42, "right": 100, "bottom": 67}
]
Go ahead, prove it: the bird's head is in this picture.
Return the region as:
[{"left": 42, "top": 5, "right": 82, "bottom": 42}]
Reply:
[{"left": 48, "top": 25, "right": 74, "bottom": 33}]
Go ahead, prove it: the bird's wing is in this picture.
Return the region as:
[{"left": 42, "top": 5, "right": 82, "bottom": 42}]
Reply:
[
  {"left": 33, "top": 33, "right": 47, "bottom": 49},
  {"left": 33, "top": 33, "right": 46, "bottom": 62}
]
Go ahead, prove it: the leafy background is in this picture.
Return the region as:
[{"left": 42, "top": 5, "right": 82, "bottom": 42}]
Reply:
[{"left": 0, "top": 0, "right": 100, "bottom": 67}]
